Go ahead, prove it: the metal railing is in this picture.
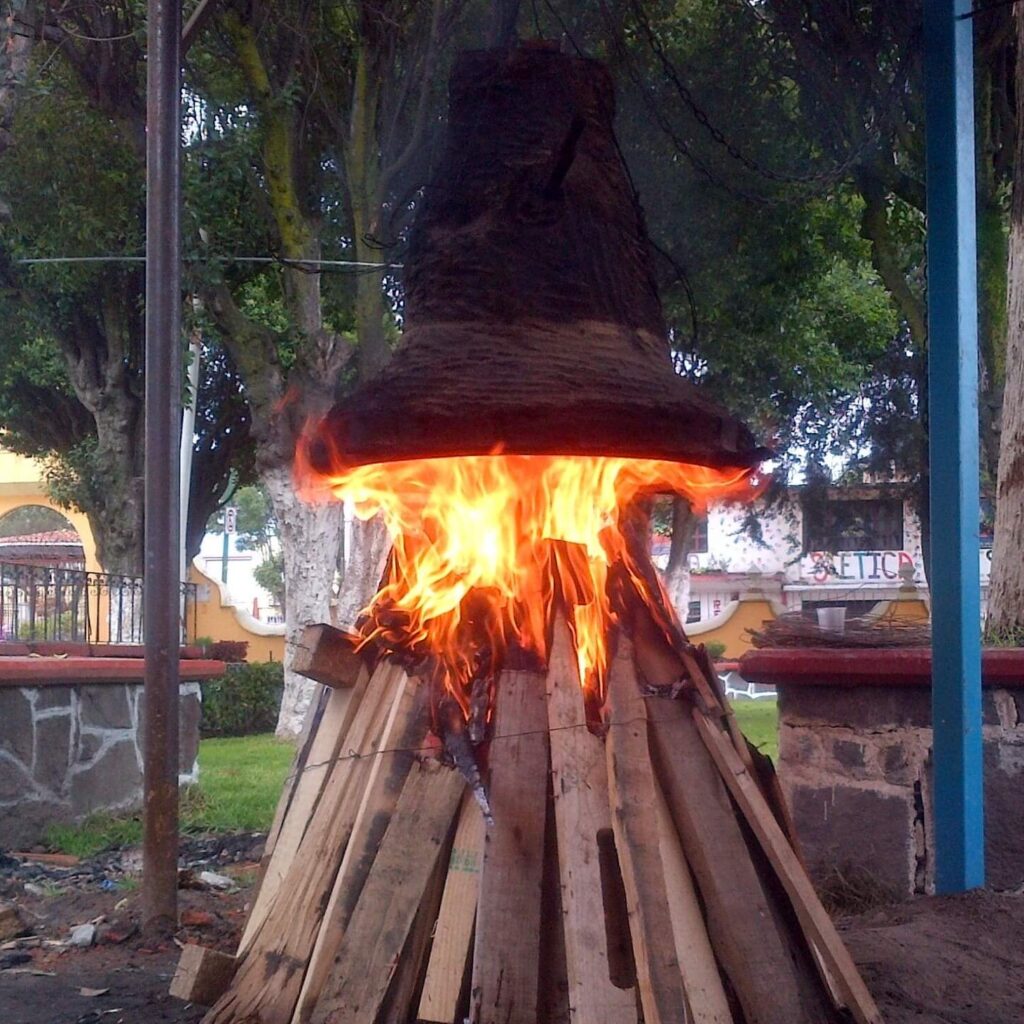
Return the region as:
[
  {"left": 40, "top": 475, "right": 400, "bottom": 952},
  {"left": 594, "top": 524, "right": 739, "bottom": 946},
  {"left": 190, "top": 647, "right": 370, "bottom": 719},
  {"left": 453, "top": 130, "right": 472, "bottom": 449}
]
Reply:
[{"left": 0, "top": 562, "right": 197, "bottom": 645}]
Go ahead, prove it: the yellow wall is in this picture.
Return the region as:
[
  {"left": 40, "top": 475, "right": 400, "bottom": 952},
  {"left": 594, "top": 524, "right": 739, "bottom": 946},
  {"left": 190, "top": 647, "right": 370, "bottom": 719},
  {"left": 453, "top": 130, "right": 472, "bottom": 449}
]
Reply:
[
  {"left": 869, "top": 596, "right": 931, "bottom": 623},
  {"left": 0, "top": 450, "right": 100, "bottom": 572},
  {"left": 688, "top": 597, "right": 778, "bottom": 659},
  {"left": 689, "top": 592, "right": 932, "bottom": 660},
  {"left": 189, "top": 564, "right": 286, "bottom": 663}
]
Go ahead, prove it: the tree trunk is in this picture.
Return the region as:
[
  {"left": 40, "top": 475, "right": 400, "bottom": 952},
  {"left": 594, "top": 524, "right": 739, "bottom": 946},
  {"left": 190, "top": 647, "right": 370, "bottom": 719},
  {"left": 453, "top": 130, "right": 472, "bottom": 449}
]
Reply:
[
  {"left": 987, "top": 4, "right": 1024, "bottom": 637},
  {"left": 662, "top": 498, "right": 696, "bottom": 622},
  {"left": 264, "top": 463, "right": 345, "bottom": 737},
  {"left": 0, "top": 0, "right": 38, "bottom": 161},
  {"left": 335, "top": 514, "right": 390, "bottom": 631}
]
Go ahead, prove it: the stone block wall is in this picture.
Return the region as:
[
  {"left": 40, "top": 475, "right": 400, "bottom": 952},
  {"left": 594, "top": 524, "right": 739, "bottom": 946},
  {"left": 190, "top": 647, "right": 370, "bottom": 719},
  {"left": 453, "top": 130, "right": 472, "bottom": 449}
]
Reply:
[
  {"left": 0, "top": 679, "right": 202, "bottom": 848},
  {"left": 740, "top": 647, "right": 1024, "bottom": 897}
]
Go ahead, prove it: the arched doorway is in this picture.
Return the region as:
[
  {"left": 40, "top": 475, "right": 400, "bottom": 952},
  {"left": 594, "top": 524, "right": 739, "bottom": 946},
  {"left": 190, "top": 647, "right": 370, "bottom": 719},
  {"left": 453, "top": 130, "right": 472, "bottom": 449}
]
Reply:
[
  {"left": 0, "top": 505, "right": 86, "bottom": 569},
  {"left": 0, "top": 506, "right": 89, "bottom": 642}
]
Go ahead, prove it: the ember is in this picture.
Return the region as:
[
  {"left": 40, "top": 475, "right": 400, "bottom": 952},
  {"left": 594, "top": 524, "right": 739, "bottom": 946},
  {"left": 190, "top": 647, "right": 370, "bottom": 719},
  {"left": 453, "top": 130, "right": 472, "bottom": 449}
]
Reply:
[{"left": 300, "top": 451, "right": 756, "bottom": 701}]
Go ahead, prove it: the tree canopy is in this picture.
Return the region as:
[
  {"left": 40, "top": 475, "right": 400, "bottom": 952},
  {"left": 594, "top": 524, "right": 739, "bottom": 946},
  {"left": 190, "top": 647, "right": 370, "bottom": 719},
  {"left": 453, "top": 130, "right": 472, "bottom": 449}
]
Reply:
[{"left": 1, "top": 0, "right": 1018, "bottom": 713}]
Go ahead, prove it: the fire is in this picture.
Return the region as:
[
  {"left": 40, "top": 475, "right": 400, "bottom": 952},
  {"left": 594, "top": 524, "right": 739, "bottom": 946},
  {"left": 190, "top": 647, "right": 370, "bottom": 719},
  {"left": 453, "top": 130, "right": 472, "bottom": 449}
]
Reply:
[{"left": 300, "top": 451, "right": 757, "bottom": 705}]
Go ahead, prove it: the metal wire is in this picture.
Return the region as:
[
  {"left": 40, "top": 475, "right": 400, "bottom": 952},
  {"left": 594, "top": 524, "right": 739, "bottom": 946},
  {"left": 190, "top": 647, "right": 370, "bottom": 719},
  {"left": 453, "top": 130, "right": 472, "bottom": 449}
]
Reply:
[{"left": 15, "top": 255, "right": 403, "bottom": 269}]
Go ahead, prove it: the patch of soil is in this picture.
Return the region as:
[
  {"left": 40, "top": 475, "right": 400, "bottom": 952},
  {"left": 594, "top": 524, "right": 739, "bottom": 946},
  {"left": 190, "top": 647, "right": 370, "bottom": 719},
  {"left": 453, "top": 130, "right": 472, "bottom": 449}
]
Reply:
[
  {"left": 0, "top": 837, "right": 259, "bottom": 1024},
  {"left": 2, "top": 835, "right": 1023, "bottom": 1023},
  {"left": 841, "top": 889, "right": 1024, "bottom": 1024}
]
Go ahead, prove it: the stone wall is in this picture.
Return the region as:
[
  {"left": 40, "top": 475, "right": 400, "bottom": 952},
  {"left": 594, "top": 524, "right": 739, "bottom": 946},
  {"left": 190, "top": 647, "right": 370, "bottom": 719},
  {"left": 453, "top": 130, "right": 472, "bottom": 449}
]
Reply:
[
  {"left": 0, "top": 679, "right": 202, "bottom": 848},
  {"left": 741, "top": 648, "right": 1024, "bottom": 897}
]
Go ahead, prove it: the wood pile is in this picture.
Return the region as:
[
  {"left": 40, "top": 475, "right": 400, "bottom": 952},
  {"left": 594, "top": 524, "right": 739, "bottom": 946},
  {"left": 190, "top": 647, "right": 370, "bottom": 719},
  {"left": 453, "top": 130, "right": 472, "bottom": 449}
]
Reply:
[
  {"left": 747, "top": 611, "right": 930, "bottom": 649},
  {"left": 181, "top": 591, "right": 882, "bottom": 1024}
]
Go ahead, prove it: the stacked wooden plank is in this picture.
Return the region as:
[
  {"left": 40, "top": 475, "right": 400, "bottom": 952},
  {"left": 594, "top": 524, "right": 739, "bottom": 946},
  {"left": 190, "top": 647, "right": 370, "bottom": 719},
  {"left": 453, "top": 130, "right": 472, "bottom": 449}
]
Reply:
[{"left": 180, "top": 616, "right": 881, "bottom": 1024}]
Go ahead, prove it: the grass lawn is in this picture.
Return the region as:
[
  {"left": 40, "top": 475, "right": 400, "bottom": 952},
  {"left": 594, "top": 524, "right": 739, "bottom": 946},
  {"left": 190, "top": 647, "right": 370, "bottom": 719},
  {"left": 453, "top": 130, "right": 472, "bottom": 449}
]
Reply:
[
  {"left": 731, "top": 697, "right": 779, "bottom": 761},
  {"left": 46, "top": 734, "right": 294, "bottom": 858}
]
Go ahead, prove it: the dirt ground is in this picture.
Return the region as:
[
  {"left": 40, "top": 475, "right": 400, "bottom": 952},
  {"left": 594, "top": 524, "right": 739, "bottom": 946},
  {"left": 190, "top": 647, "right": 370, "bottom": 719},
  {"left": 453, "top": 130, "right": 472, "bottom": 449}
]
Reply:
[{"left": 1, "top": 843, "right": 1022, "bottom": 1024}]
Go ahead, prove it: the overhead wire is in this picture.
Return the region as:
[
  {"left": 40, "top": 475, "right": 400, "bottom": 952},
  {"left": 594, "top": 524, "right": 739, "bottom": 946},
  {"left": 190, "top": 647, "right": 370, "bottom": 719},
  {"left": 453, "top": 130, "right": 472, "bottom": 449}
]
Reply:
[{"left": 14, "top": 255, "right": 402, "bottom": 273}]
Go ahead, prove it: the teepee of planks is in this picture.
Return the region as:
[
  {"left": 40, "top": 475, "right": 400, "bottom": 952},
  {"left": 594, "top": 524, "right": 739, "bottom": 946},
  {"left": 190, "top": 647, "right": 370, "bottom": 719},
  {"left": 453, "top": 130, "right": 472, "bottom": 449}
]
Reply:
[{"left": 173, "top": 595, "right": 882, "bottom": 1024}]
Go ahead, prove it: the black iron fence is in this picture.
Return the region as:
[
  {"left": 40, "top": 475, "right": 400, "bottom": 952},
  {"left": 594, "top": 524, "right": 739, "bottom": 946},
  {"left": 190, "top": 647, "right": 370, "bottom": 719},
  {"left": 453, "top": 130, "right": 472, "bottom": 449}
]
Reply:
[{"left": 0, "top": 562, "right": 198, "bottom": 645}]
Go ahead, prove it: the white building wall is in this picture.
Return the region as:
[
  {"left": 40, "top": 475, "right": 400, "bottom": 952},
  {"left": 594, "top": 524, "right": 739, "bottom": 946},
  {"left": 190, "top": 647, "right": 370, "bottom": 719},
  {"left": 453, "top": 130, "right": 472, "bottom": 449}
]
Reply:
[
  {"left": 196, "top": 533, "right": 283, "bottom": 624},
  {"left": 688, "top": 493, "right": 989, "bottom": 619}
]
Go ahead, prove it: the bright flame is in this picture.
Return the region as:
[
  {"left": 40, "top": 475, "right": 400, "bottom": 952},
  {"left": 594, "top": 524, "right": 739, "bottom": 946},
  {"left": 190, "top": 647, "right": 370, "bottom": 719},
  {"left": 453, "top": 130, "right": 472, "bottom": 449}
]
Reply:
[{"left": 300, "top": 451, "right": 758, "bottom": 704}]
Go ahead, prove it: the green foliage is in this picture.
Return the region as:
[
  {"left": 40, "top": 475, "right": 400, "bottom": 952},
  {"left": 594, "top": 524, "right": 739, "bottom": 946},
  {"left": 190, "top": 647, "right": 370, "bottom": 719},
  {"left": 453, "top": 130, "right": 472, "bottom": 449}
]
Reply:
[
  {"left": 45, "top": 733, "right": 294, "bottom": 856},
  {"left": 0, "top": 505, "right": 73, "bottom": 537},
  {"left": 46, "top": 812, "right": 144, "bottom": 859},
  {"left": 16, "top": 610, "right": 77, "bottom": 641},
  {"left": 200, "top": 661, "right": 284, "bottom": 737},
  {"left": 214, "top": 484, "right": 276, "bottom": 549},
  {"left": 732, "top": 698, "right": 778, "bottom": 761},
  {"left": 186, "top": 733, "right": 294, "bottom": 833},
  {"left": 704, "top": 640, "right": 727, "bottom": 661},
  {"left": 253, "top": 549, "right": 285, "bottom": 609},
  {"left": 983, "top": 624, "right": 1024, "bottom": 648}
]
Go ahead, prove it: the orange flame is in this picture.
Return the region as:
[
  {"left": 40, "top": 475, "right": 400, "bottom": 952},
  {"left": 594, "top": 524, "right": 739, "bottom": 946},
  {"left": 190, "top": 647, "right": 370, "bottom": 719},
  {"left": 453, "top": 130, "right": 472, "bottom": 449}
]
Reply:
[{"left": 300, "top": 449, "right": 758, "bottom": 704}]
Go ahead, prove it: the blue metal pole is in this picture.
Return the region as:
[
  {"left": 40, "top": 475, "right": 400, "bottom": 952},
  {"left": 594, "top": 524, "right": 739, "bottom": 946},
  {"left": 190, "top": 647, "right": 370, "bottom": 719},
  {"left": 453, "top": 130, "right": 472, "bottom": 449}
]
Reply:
[{"left": 924, "top": 0, "right": 984, "bottom": 892}]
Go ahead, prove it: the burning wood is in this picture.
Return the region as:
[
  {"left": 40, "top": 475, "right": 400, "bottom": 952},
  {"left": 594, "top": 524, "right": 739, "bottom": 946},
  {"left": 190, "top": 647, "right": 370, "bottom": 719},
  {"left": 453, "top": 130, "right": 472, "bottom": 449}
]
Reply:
[
  {"left": 181, "top": 44, "right": 881, "bottom": 1024},
  {"left": 436, "top": 694, "right": 492, "bottom": 823},
  {"left": 192, "top": 564, "right": 881, "bottom": 1024}
]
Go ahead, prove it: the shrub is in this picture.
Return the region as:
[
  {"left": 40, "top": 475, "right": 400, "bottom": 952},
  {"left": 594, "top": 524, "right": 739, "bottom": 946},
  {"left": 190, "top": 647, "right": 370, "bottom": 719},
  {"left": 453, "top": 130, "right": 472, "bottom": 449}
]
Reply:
[
  {"left": 704, "top": 640, "right": 728, "bottom": 661},
  {"left": 200, "top": 661, "right": 284, "bottom": 737}
]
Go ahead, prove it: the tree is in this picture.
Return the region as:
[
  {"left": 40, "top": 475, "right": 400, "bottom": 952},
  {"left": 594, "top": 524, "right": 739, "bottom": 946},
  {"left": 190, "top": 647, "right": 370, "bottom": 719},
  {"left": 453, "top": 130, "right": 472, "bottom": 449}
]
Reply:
[
  {"left": 187, "top": 0, "right": 472, "bottom": 734},
  {"left": 527, "top": 0, "right": 1012, "bottom": 592},
  {"left": 986, "top": 5, "right": 1024, "bottom": 638},
  {"left": 524, "top": 1, "right": 910, "bottom": 601},
  {"left": 0, "top": 7, "right": 253, "bottom": 572}
]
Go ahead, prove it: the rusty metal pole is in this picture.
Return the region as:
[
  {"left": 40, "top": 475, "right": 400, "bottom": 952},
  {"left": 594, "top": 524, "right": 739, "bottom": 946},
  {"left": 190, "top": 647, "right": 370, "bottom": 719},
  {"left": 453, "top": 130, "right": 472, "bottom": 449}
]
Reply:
[{"left": 142, "top": 0, "right": 182, "bottom": 931}]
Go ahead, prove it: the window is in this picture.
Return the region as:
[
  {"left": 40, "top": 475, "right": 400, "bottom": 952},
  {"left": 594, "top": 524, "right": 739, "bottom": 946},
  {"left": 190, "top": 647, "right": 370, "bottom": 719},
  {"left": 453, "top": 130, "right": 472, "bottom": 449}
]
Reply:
[
  {"left": 686, "top": 599, "right": 701, "bottom": 624},
  {"left": 804, "top": 498, "right": 903, "bottom": 552},
  {"left": 688, "top": 515, "right": 709, "bottom": 555}
]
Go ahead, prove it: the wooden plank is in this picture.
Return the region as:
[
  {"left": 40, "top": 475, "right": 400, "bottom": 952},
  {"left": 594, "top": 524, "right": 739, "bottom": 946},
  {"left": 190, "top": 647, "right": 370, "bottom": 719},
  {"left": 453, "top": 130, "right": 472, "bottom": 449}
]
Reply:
[
  {"left": 538, "top": 781, "right": 573, "bottom": 1024},
  {"left": 309, "top": 760, "right": 465, "bottom": 1024},
  {"left": 417, "top": 793, "right": 485, "bottom": 1024},
  {"left": 293, "top": 668, "right": 431, "bottom": 1023},
  {"left": 170, "top": 945, "right": 237, "bottom": 1006},
  {"left": 545, "top": 615, "right": 638, "bottom": 1024},
  {"left": 380, "top": 840, "right": 452, "bottom": 1024},
  {"left": 651, "top": 782, "right": 733, "bottom": 1024},
  {"left": 204, "top": 661, "right": 406, "bottom": 1024},
  {"left": 604, "top": 636, "right": 690, "bottom": 1024},
  {"left": 628, "top": 604, "right": 719, "bottom": 717},
  {"left": 260, "top": 684, "right": 328, "bottom": 871},
  {"left": 239, "top": 666, "right": 369, "bottom": 955},
  {"left": 469, "top": 669, "right": 549, "bottom": 1024},
  {"left": 292, "top": 623, "right": 367, "bottom": 689},
  {"left": 693, "top": 711, "right": 883, "bottom": 1024},
  {"left": 693, "top": 645, "right": 756, "bottom": 774},
  {"left": 646, "top": 692, "right": 817, "bottom": 1024}
]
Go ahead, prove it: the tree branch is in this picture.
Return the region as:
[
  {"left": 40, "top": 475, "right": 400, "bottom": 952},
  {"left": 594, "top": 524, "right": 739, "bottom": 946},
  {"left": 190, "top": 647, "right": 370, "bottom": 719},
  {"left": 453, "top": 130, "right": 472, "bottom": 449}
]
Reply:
[{"left": 857, "top": 171, "right": 926, "bottom": 349}]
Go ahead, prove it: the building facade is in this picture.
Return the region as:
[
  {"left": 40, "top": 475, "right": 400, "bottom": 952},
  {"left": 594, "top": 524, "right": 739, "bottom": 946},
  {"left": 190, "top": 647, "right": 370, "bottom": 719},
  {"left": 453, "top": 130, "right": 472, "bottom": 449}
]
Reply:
[{"left": 659, "top": 485, "right": 984, "bottom": 630}]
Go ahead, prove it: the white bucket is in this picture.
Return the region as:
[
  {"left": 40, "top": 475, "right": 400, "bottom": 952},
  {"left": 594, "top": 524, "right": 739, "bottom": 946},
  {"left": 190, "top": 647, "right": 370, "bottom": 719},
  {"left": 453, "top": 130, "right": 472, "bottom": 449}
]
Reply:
[{"left": 816, "top": 606, "right": 847, "bottom": 634}]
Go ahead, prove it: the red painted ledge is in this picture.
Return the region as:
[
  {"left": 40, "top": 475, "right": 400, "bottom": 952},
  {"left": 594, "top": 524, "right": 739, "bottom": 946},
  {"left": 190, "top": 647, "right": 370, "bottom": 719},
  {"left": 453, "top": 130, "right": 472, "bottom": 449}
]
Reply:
[
  {"left": 739, "top": 647, "right": 1024, "bottom": 689},
  {"left": 0, "top": 657, "right": 226, "bottom": 686}
]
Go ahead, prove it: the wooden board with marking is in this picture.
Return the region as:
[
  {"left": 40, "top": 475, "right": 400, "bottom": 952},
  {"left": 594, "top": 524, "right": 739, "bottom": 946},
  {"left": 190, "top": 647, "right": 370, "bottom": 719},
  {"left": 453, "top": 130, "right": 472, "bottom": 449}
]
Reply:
[
  {"left": 240, "top": 669, "right": 369, "bottom": 955},
  {"left": 646, "top": 692, "right": 818, "bottom": 1024},
  {"left": 417, "top": 793, "right": 486, "bottom": 1024}
]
